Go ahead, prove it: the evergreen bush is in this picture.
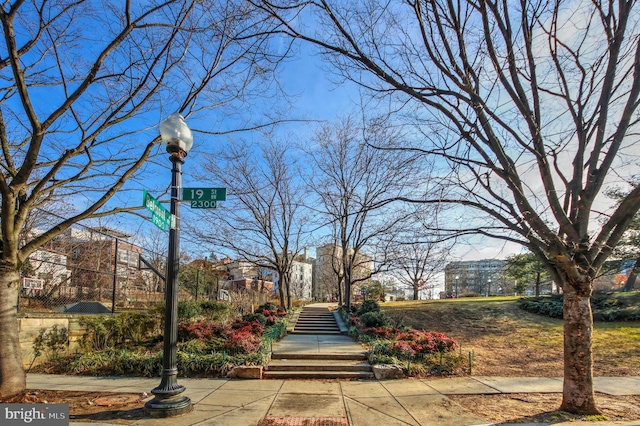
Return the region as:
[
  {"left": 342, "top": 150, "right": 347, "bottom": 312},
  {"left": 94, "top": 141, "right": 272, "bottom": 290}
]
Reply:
[
  {"left": 356, "top": 299, "right": 381, "bottom": 316},
  {"left": 359, "top": 311, "right": 392, "bottom": 328}
]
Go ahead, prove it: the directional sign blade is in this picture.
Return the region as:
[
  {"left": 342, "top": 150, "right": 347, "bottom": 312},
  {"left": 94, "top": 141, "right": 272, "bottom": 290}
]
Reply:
[
  {"left": 182, "top": 187, "right": 226, "bottom": 201},
  {"left": 143, "top": 190, "right": 173, "bottom": 231}
]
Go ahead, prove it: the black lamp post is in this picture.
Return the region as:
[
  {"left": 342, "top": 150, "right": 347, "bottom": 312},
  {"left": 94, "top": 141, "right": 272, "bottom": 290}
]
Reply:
[{"left": 145, "top": 113, "right": 193, "bottom": 418}]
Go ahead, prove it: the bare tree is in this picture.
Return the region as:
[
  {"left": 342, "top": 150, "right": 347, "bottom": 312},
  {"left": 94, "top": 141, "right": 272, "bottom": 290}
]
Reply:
[
  {"left": 0, "top": 1, "right": 287, "bottom": 397},
  {"left": 305, "top": 115, "right": 419, "bottom": 310},
  {"left": 391, "top": 237, "right": 452, "bottom": 300},
  {"left": 258, "top": 0, "right": 640, "bottom": 414},
  {"left": 385, "top": 207, "right": 454, "bottom": 300},
  {"left": 187, "top": 137, "right": 309, "bottom": 311}
]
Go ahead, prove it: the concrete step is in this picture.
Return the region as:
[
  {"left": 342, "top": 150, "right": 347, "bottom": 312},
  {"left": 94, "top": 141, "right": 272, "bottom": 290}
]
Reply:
[
  {"left": 294, "top": 327, "right": 340, "bottom": 332},
  {"left": 295, "top": 323, "right": 337, "bottom": 327},
  {"left": 294, "top": 329, "right": 340, "bottom": 332},
  {"left": 296, "top": 316, "right": 335, "bottom": 321},
  {"left": 294, "top": 326, "right": 338, "bottom": 330},
  {"left": 293, "top": 328, "right": 340, "bottom": 332},
  {"left": 263, "top": 370, "right": 374, "bottom": 380},
  {"left": 296, "top": 315, "right": 335, "bottom": 319},
  {"left": 271, "top": 352, "right": 367, "bottom": 361},
  {"left": 292, "top": 312, "right": 340, "bottom": 334},
  {"left": 267, "top": 360, "right": 372, "bottom": 372}
]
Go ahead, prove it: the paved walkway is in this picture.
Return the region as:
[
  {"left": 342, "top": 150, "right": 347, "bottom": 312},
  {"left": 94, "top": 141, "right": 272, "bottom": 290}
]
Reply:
[
  {"left": 270, "top": 333, "right": 366, "bottom": 355},
  {"left": 26, "top": 373, "right": 640, "bottom": 426}
]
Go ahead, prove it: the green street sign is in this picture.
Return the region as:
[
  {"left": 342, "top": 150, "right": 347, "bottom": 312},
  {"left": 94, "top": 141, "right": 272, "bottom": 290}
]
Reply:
[
  {"left": 143, "top": 190, "right": 173, "bottom": 231},
  {"left": 182, "top": 187, "right": 226, "bottom": 202},
  {"left": 190, "top": 200, "right": 217, "bottom": 209}
]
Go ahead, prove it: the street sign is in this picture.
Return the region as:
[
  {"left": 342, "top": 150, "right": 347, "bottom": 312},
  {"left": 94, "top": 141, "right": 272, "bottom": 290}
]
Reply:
[
  {"left": 190, "top": 200, "right": 217, "bottom": 209},
  {"left": 143, "top": 190, "right": 173, "bottom": 231},
  {"left": 182, "top": 187, "right": 226, "bottom": 201}
]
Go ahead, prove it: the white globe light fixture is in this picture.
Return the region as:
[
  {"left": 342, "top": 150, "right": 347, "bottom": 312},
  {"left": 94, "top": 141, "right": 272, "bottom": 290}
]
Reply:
[{"left": 160, "top": 113, "right": 193, "bottom": 157}]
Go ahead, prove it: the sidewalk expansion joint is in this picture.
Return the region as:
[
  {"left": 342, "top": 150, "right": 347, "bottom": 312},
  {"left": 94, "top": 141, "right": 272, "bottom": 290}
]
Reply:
[{"left": 259, "top": 416, "right": 349, "bottom": 425}]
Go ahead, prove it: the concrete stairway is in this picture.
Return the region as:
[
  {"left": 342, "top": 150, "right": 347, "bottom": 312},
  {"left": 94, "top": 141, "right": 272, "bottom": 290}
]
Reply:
[
  {"left": 292, "top": 306, "right": 341, "bottom": 335},
  {"left": 264, "top": 305, "right": 374, "bottom": 380}
]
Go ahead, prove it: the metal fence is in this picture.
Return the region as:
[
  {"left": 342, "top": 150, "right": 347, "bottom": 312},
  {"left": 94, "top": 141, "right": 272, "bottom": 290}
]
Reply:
[{"left": 18, "top": 221, "right": 271, "bottom": 314}]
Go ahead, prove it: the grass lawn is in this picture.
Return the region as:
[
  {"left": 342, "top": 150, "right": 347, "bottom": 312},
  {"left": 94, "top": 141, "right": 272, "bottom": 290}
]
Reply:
[{"left": 380, "top": 296, "right": 640, "bottom": 377}]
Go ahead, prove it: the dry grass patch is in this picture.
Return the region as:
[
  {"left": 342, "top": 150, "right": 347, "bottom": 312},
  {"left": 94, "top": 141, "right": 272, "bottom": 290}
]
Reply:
[{"left": 380, "top": 297, "right": 640, "bottom": 377}]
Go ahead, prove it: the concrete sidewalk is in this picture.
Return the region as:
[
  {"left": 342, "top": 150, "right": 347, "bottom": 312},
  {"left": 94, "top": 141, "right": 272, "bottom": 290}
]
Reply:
[{"left": 26, "top": 373, "right": 640, "bottom": 426}]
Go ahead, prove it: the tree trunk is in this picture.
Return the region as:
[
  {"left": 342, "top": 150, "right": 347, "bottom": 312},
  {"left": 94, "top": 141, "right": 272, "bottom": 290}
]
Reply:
[
  {"left": 622, "top": 258, "right": 639, "bottom": 292},
  {"left": 278, "top": 281, "right": 285, "bottom": 310},
  {"left": 413, "top": 285, "right": 419, "bottom": 300},
  {"left": 285, "top": 278, "right": 291, "bottom": 311},
  {"left": 344, "top": 276, "right": 352, "bottom": 312},
  {"left": 535, "top": 271, "right": 541, "bottom": 297},
  {"left": 560, "top": 283, "right": 599, "bottom": 414},
  {"left": 0, "top": 266, "right": 26, "bottom": 397}
]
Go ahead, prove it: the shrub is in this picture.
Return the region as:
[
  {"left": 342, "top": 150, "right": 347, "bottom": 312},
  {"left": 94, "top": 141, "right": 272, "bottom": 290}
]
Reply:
[
  {"left": 79, "top": 313, "right": 158, "bottom": 351},
  {"left": 177, "top": 300, "right": 202, "bottom": 320},
  {"left": 395, "top": 330, "right": 459, "bottom": 354},
  {"left": 356, "top": 299, "right": 381, "bottom": 316},
  {"left": 367, "top": 330, "right": 459, "bottom": 359},
  {"left": 225, "top": 322, "right": 264, "bottom": 353},
  {"left": 177, "top": 321, "right": 222, "bottom": 341},
  {"left": 200, "top": 300, "right": 233, "bottom": 321},
  {"left": 519, "top": 296, "right": 563, "bottom": 318},
  {"left": 359, "top": 311, "right": 392, "bottom": 328},
  {"left": 458, "top": 292, "right": 481, "bottom": 298},
  {"left": 178, "top": 339, "right": 208, "bottom": 355},
  {"left": 72, "top": 348, "right": 267, "bottom": 377},
  {"left": 258, "top": 309, "right": 285, "bottom": 326},
  {"left": 231, "top": 319, "right": 264, "bottom": 333},
  {"left": 361, "top": 327, "right": 400, "bottom": 340},
  {"left": 242, "top": 312, "right": 267, "bottom": 326},
  {"left": 122, "top": 312, "right": 159, "bottom": 342},
  {"left": 256, "top": 302, "right": 278, "bottom": 312},
  {"left": 178, "top": 319, "right": 265, "bottom": 354},
  {"left": 33, "top": 325, "right": 68, "bottom": 362},
  {"left": 520, "top": 293, "right": 640, "bottom": 321},
  {"left": 391, "top": 340, "right": 417, "bottom": 357}
]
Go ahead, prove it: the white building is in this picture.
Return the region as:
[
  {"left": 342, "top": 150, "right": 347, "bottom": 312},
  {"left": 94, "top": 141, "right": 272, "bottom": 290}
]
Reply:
[
  {"left": 25, "top": 249, "right": 72, "bottom": 296},
  {"left": 289, "top": 260, "right": 313, "bottom": 299}
]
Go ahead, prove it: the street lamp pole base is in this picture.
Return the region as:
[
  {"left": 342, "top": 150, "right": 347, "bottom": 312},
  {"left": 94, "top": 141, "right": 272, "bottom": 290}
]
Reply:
[{"left": 144, "top": 393, "right": 192, "bottom": 418}]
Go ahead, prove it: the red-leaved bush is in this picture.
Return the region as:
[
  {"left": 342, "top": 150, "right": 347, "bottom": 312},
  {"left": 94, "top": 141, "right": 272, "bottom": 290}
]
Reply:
[
  {"left": 177, "top": 321, "right": 222, "bottom": 341},
  {"left": 259, "top": 309, "right": 283, "bottom": 326},
  {"left": 392, "top": 340, "right": 417, "bottom": 357},
  {"left": 394, "top": 330, "right": 458, "bottom": 355},
  {"left": 178, "top": 320, "right": 265, "bottom": 354},
  {"left": 224, "top": 323, "right": 263, "bottom": 353},
  {"left": 361, "top": 327, "right": 400, "bottom": 339}
]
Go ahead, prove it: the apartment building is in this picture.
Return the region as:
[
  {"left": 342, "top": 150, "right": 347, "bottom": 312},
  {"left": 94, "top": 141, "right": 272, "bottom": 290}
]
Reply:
[{"left": 444, "top": 259, "right": 507, "bottom": 297}]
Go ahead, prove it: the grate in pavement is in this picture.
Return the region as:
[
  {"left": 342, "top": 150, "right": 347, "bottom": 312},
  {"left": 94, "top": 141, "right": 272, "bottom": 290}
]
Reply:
[{"left": 259, "top": 416, "right": 349, "bottom": 426}]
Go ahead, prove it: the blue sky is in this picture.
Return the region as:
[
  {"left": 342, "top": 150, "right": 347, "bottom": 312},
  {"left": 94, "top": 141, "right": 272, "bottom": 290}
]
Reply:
[{"left": 106, "top": 35, "right": 519, "bottom": 266}]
